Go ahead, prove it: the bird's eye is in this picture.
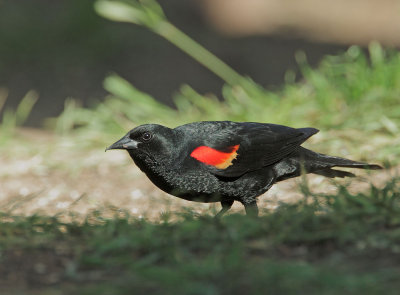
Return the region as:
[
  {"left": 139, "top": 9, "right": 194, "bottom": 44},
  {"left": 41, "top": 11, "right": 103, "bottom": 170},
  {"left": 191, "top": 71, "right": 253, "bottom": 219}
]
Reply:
[{"left": 142, "top": 132, "right": 152, "bottom": 142}]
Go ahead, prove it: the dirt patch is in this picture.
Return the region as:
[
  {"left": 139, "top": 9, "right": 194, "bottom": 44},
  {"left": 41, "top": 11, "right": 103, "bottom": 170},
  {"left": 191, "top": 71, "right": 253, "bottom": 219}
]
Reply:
[{"left": 0, "top": 129, "right": 396, "bottom": 220}]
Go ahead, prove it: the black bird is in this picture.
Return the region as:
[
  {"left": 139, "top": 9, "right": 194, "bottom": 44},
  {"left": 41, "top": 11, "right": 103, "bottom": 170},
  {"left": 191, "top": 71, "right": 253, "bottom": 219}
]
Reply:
[{"left": 106, "top": 121, "right": 382, "bottom": 216}]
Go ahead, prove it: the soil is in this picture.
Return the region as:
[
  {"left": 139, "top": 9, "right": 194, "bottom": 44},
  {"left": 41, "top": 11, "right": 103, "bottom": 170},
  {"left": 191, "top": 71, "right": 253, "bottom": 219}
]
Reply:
[
  {"left": 0, "top": 128, "right": 397, "bottom": 294},
  {"left": 0, "top": 128, "right": 396, "bottom": 220}
]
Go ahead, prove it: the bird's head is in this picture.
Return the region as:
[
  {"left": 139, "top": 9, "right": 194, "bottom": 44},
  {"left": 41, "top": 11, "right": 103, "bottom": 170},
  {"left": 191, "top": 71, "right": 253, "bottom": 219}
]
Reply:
[{"left": 106, "top": 124, "right": 177, "bottom": 163}]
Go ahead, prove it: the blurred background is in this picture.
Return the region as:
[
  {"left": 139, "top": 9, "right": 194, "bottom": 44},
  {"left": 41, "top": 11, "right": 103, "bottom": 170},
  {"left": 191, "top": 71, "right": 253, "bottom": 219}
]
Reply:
[
  {"left": 1, "top": 2, "right": 400, "bottom": 292},
  {"left": 1, "top": 0, "right": 399, "bottom": 216},
  {"left": 4, "top": 0, "right": 399, "bottom": 127}
]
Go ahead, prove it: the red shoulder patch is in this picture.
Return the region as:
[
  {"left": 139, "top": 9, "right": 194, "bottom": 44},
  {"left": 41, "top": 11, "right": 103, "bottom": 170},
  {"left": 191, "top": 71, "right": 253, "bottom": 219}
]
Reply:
[{"left": 190, "top": 145, "right": 239, "bottom": 169}]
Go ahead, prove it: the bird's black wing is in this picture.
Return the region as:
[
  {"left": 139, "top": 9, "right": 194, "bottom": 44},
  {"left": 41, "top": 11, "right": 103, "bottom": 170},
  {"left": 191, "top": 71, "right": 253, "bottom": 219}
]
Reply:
[{"left": 189, "top": 122, "right": 318, "bottom": 177}]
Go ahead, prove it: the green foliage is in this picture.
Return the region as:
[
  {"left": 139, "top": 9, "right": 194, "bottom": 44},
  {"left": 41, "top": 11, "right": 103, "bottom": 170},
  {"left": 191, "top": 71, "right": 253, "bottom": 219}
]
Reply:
[
  {"left": 1, "top": 1, "right": 398, "bottom": 292},
  {"left": 54, "top": 45, "right": 400, "bottom": 162},
  {"left": 84, "top": 0, "right": 399, "bottom": 162},
  {"left": 95, "top": 0, "right": 244, "bottom": 86},
  {"left": 0, "top": 90, "right": 38, "bottom": 142},
  {"left": 1, "top": 178, "right": 400, "bottom": 294},
  {"left": 298, "top": 43, "right": 400, "bottom": 131},
  {"left": 49, "top": 0, "right": 392, "bottom": 163},
  {"left": 95, "top": 0, "right": 167, "bottom": 28}
]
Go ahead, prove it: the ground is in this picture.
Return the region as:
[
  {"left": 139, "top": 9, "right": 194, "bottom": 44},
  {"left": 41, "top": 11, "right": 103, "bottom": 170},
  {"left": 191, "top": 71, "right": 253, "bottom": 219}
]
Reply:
[
  {"left": 0, "top": 128, "right": 394, "bottom": 220},
  {"left": 1, "top": 129, "right": 399, "bottom": 295}
]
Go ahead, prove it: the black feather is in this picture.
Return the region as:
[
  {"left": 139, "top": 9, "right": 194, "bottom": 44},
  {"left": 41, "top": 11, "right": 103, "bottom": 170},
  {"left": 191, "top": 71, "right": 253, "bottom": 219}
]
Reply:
[{"left": 107, "top": 121, "right": 383, "bottom": 217}]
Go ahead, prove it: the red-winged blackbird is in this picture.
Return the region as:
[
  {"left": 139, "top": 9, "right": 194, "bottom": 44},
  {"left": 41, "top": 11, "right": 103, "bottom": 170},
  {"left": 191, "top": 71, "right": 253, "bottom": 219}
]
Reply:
[{"left": 106, "top": 121, "right": 382, "bottom": 216}]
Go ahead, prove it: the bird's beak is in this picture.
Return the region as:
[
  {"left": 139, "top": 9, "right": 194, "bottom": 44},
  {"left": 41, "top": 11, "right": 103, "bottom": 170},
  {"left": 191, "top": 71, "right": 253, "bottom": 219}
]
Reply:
[{"left": 105, "top": 136, "right": 138, "bottom": 152}]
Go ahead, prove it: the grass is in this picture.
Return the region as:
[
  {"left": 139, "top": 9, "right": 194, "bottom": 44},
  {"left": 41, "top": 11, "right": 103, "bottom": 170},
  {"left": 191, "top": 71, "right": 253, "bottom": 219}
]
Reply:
[
  {"left": 1, "top": 178, "right": 400, "bottom": 294},
  {"left": 49, "top": 2, "right": 399, "bottom": 155},
  {"left": 0, "top": 89, "right": 38, "bottom": 143},
  {"left": 51, "top": 0, "right": 400, "bottom": 162},
  {"left": 1, "top": 0, "right": 400, "bottom": 293},
  {"left": 2, "top": 1, "right": 399, "bottom": 163},
  {"left": 50, "top": 44, "right": 400, "bottom": 164}
]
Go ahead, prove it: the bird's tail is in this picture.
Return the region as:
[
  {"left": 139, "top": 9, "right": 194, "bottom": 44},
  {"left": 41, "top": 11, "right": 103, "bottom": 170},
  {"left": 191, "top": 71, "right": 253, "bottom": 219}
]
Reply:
[
  {"left": 314, "top": 154, "right": 382, "bottom": 170},
  {"left": 313, "top": 169, "right": 356, "bottom": 178},
  {"left": 299, "top": 147, "right": 382, "bottom": 178}
]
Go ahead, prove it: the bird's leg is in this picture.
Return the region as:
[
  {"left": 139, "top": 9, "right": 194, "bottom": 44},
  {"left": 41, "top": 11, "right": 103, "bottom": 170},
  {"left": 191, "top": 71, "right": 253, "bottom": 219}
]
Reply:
[
  {"left": 243, "top": 201, "right": 259, "bottom": 217},
  {"left": 215, "top": 200, "right": 234, "bottom": 218}
]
